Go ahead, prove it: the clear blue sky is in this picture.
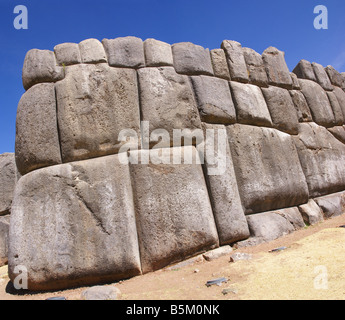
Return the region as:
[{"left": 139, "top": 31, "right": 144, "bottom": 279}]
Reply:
[{"left": 0, "top": 0, "right": 344, "bottom": 153}]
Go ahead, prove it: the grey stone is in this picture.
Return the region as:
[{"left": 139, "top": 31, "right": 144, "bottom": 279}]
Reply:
[
  {"left": 262, "top": 47, "right": 293, "bottom": 89},
  {"left": 54, "top": 42, "right": 81, "bottom": 66},
  {"left": 327, "top": 126, "right": 345, "bottom": 144},
  {"left": 0, "top": 215, "right": 10, "bottom": 266},
  {"left": 79, "top": 38, "right": 107, "bottom": 64},
  {"left": 137, "top": 67, "right": 201, "bottom": 148},
  {"left": 272, "top": 207, "right": 305, "bottom": 230},
  {"left": 81, "top": 285, "right": 121, "bottom": 300},
  {"left": 325, "top": 65, "right": 343, "bottom": 88},
  {"left": 326, "top": 91, "right": 344, "bottom": 125},
  {"left": 261, "top": 86, "right": 299, "bottom": 135},
  {"left": 229, "top": 252, "right": 252, "bottom": 262},
  {"left": 293, "top": 122, "right": 345, "bottom": 197},
  {"left": 221, "top": 40, "right": 249, "bottom": 83},
  {"left": 144, "top": 38, "right": 173, "bottom": 67},
  {"left": 55, "top": 63, "right": 140, "bottom": 163},
  {"left": 333, "top": 86, "right": 345, "bottom": 119},
  {"left": 203, "top": 246, "right": 233, "bottom": 261},
  {"left": 289, "top": 90, "right": 313, "bottom": 122},
  {"left": 191, "top": 76, "right": 236, "bottom": 124},
  {"left": 312, "top": 62, "right": 333, "bottom": 91},
  {"left": 314, "top": 191, "right": 345, "bottom": 218},
  {"left": 242, "top": 47, "right": 268, "bottom": 87},
  {"left": 8, "top": 154, "right": 141, "bottom": 291},
  {"left": 342, "top": 72, "right": 345, "bottom": 91},
  {"left": 172, "top": 42, "right": 213, "bottom": 76},
  {"left": 102, "top": 36, "right": 145, "bottom": 68},
  {"left": 0, "top": 154, "right": 16, "bottom": 215},
  {"left": 165, "top": 254, "right": 204, "bottom": 270},
  {"left": 290, "top": 72, "right": 301, "bottom": 90},
  {"left": 210, "top": 49, "right": 230, "bottom": 80},
  {"left": 15, "top": 83, "right": 62, "bottom": 175},
  {"left": 299, "top": 79, "right": 335, "bottom": 127},
  {"left": 230, "top": 81, "right": 273, "bottom": 127},
  {"left": 201, "top": 124, "right": 250, "bottom": 245},
  {"left": 22, "top": 49, "right": 64, "bottom": 91},
  {"left": 227, "top": 124, "right": 309, "bottom": 214},
  {"left": 298, "top": 199, "right": 324, "bottom": 225},
  {"left": 292, "top": 59, "right": 317, "bottom": 82},
  {"left": 129, "top": 146, "right": 219, "bottom": 273}
]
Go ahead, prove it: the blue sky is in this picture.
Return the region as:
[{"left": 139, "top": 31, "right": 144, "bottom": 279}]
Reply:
[{"left": 0, "top": 0, "right": 344, "bottom": 153}]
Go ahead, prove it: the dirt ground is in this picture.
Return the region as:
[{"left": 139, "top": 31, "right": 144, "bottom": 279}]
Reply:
[{"left": 1, "top": 214, "right": 345, "bottom": 300}]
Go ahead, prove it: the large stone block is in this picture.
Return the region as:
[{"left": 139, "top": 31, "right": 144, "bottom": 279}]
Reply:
[
  {"left": 137, "top": 67, "right": 201, "bottom": 148},
  {"left": 262, "top": 47, "right": 292, "bottom": 89},
  {"left": 172, "top": 42, "right": 213, "bottom": 76},
  {"left": 129, "top": 146, "right": 219, "bottom": 273},
  {"left": 230, "top": 82, "right": 272, "bottom": 127},
  {"left": 333, "top": 86, "right": 345, "bottom": 118},
  {"left": 79, "top": 38, "right": 107, "bottom": 64},
  {"left": 293, "top": 122, "right": 345, "bottom": 197},
  {"left": 221, "top": 40, "right": 249, "bottom": 83},
  {"left": 102, "top": 36, "right": 145, "bottom": 68},
  {"left": 55, "top": 64, "right": 140, "bottom": 162},
  {"left": 292, "top": 60, "right": 317, "bottom": 82},
  {"left": 312, "top": 62, "right": 333, "bottom": 91},
  {"left": 227, "top": 124, "right": 309, "bottom": 214},
  {"left": 191, "top": 76, "right": 236, "bottom": 124},
  {"left": 201, "top": 124, "right": 250, "bottom": 244},
  {"left": 22, "top": 49, "right": 64, "bottom": 91},
  {"left": 326, "top": 91, "right": 344, "bottom": 125},
  {"left": 314, "top": 191, "right": 345, "bottom": 218},
  {"left": 298, "top": 199, "right": 324, "bottom": 225},
  {"left": 0, "top": 154, "right": 16, "bottom": 215},
  {"left": 210, "top": 49, "right": 230, "bottom": 80},
  {"left": 15, "top": 83, "right": 62, "bottom": 175},
  {"left": 261, "top": 86, "right": 299, "bottom": 135},
  {"left": 299, "top": 79, "right": 335, "bottom": 127},
  {"left": 327, "top": 126, "right": 345, "bottom": 144},
  {"left": 8, "top": 154, "right": 141, "bottom": 291},
  {"left": 0, "top": 215, "right": 10, "bottom": 266},
  {"left": 242, "top": 47, "right": 268, "bottom": 87},
  {"left": 325, "top": 65, "right": 343, "bottom": 88},
  {"left": 143, "top": 38, "right": 173, "bottom": 67},
  {"left": 290, "top": 72, "right": 301, "bottom": 90},
  {"left": 54, "top": 42, "right": 81, "bottom": 66},
  {"left": 289, "top": 90, "right": 313, "bottom": 122}
]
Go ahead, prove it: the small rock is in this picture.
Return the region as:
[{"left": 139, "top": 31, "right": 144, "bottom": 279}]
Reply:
[
  {"left": 203, "top": 245, "right": 233, "bottom": 261},
  {"left": 229, "top": 252, "right": 252, "bottom": 262},
  {"left": 81, "top": 285, "right": 121, "bottom": 300},
  {"left": 222, "top": 287, "right": 238, "bottom": 295},
  {"left": 194, "top": 269, "right": 200, "bottom": 273},
  {"left": 206, "top": 277, "right": 228, "bottom": 287}
]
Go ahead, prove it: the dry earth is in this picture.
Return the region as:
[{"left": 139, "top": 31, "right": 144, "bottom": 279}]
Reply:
[{"left": 1, "top": 214, "right": 345, "bottom": 300}]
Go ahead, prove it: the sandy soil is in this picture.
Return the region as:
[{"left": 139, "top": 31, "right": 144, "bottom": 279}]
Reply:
[{"left": 1, "top": 214, "right": 345, "bottom": 300}]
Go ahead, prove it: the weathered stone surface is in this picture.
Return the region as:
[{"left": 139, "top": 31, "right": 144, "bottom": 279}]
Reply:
[
  {"left": 22, "top": 49, "right": 64, "bottom": 90},
  {"left": 8, "top": 154, "right": 141, "bottom": 291},
  {"left": 144, "top": 38, "right": 173, "bottom": 67},
  {"left": 55, "top": 64, "right": 140, "bottom": 163},
  {"left": 0, "top": 215, "right": 10, "bottom": 266},
  {"left": 290, "top": 72, "right": 301, "bottom": 90},
  {"left": 293, "top": 122, "right": 345, "bottom": 197},
  {"left": 326, "top": 91, "right": 344, "bottom": 125},
  {"left": 261, "top": 86, "right": 299, "bottom": 135},
  {"left": 227, "top": 124, "right": 309, "bottom": 214},
  {"left": 137, "top": 67, "right": 201, "bottom": 148},
  {"left": 327, "top": 126, "right": 345, "bottom": 144},
  {"left": 202, "top": 124, "right": 250, "bottom": 245},
  {"left": 81, "top": 285, "right": 121, "bottom": 300},
  {"left": 314, "top": 191, "right": 345, "bottom": 218},
  {"left": 15, "top": 83, "right": 62, "bottom": 175},
  {"left": 230, "top": 82, "right": 272, "bottom": 127},
  {"left": 325, "top": 65, "right": 343, "bottom": 88},
  {"left": 333, "top": 86, "right": 345, "bottom": 118},
  {"left": 262, "top": 47, "right": 292, "bottom": 89},
  {"left": 242, "top": 47, "right": 268, "bottom": 87},
  {"left": 292, "top": 59, "right": 317, "bottom": 81},
  {"left": 203, "top": 246, "right": 233, "bottom": 261},
  {"left": 273, "top": 207, "right": 305, "bottom": 230},
  {"left": 129, "top": 146, "right": 219, "bottom": 273},
  {"left": 172, "top": 42, "right": 213, "bottom": 76},
  {"left": 210, "top": 49, "right": 230, "bottom": 80},
  {"left": 191, "top": 76, "right": 236, "bottom": 124},
  {"left": 289, "top": 90, "right": 313, "bottom": 122},
  {"left": 342, "top": 72, "right": 345, "bottom": 91},
  {"left": 312, "top": 62, "right": 333, "bottom": 91},
  {"left": 221, "top": 40, "right": 249, "bottom": 83},
  {"left": 298, "top": 199, "right": 324, "bottom": 225},
  {"left": 229, "top": 252, "right": 252, "bottom": 262},
  {"left": 0, "top": 154, "right": 16, "bottom": 215},
  {"left": 102, "top": 36, "right": 145, "bottom": 68},
  {"left": 54, "top": 43, "right": 81, "bottom": 66},
  {"left": 79, "top": 39, "right": 107, "bottom": 64},
  {"left": 299, "top": 79, "right": 335, "bottom": 127}
]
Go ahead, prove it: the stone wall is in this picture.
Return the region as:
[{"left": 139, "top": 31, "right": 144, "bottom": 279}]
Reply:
[{"left": 3, "top": 36, "right": 345, "bottom": 290}]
